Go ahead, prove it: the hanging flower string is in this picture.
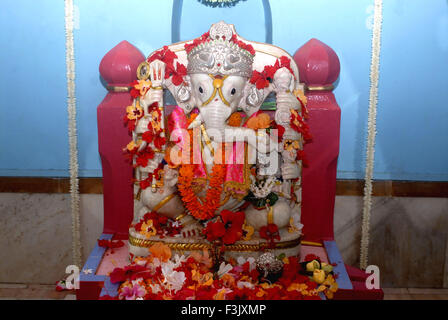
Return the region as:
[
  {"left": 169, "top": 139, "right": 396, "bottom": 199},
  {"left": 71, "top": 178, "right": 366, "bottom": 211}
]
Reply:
[
  {"left": 361, "top": 0, "right": 383, "bottom": 270},
  {"left": 64, "top": 0, "right": 82, "bottom": 268}
]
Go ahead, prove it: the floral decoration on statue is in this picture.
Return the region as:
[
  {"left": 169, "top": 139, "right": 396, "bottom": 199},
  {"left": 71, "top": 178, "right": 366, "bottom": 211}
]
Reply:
[
  {"left": 290, "top": 109, "right": 312, "bottom": 143},
  {"left": 259, "top": 223, "right": 280, "bottom": 248},
  {"left": 250, "top": 56, "right": 295, "bottom": 89},
  {"left": 177, "top": 163, "right": 226, "bottom": 221},
  {"left": 147, "top": 46, "right": 187, "bottom": 86},
  {"left": 184, "top": 31, "right": 255, "bottom": 55},
  {"left": 130, "top": 79, "right": 152, "bottom": 99},
  {"left": 203, "top": 210, "right": 245, "bottom": 245},
  {"left": 134, "top": 212, "right": 182, "bottom": 238},
  {"left": 123, "top": 100, "right": 144, "bottom": 132}
]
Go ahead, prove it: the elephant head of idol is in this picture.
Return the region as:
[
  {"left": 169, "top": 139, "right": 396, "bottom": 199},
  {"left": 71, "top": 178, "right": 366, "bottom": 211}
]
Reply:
[{"left": 183, "top": 21, "right": 255, "bottom": 136}]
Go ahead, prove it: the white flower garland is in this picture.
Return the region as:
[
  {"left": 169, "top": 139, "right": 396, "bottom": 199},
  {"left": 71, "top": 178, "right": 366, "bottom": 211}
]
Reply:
[
  {"left": 249, "top": 175, "right": 277, "bottom": 199},
  {"left": 360, "top": 0, "right": 383, "bottom": 270},
  {"left": 64, "top": 0, "right": 82, "bottom": 268}
]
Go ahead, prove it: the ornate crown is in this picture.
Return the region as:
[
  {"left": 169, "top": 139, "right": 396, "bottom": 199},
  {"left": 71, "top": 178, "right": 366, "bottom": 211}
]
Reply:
[{"left": 186, "top": 21, "right": 255, "bottom": 78}]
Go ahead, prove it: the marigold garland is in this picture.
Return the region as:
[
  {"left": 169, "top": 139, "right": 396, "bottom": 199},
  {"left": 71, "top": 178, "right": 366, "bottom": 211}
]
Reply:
[
  {"left": 227, "top": 112, "right": 243, "bottom": 127},
  {"left": 178, "top": 163, "right": 226, "bottom": 221}
]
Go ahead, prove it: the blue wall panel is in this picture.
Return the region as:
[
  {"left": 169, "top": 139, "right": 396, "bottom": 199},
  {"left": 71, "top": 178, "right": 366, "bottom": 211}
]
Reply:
[
  {"left": 271, "top": 0, "right": 373, "bottom": 180},
  {"left": 177, "top": 0, "right": 268, "bottom": 43},
  {"left": 73, "top": 0, "right": 172, "bottom": 176},
  {"left": 375, "top": 1, "right": 448, "bottom": 180},
  {"left": 0, "top": 0, "right": 447, "bottom": 181},
  {"left": 0, "top": 0, "right": 69, "bottom": 176}
]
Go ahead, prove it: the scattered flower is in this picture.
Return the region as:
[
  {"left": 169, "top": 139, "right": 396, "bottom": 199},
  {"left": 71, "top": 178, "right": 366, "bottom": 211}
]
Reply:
[
  {"left": 217, "top": 262, "right": 233, "bottom": 278},
  {"left": 82, "top": 269, "right": 93, "bottom": 275},
  {"left": 119, "top": 283, "right": 146, "bottom": 300},
  {"left": 149, "top": 242, "right": 172, "bottom": 262},
  {"left": 97, "top": 239, "right": 125, "bottom": 249}
]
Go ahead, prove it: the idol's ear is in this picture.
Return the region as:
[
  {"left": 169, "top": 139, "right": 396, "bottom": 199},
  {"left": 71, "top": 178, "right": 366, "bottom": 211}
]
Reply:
[
  {"left": 176, "top": 75, "right": 196, "bottom": 114},
  {"left": 238, "top": 82, "right": 271, "bottom": 117},
  {"left": 165, "top": 75, "right": 196, "bottom": 114}
]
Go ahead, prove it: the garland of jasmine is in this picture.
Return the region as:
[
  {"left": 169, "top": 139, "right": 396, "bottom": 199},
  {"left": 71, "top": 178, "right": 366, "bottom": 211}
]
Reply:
[
  {"left": 360, "top": 0, "right": 383, "bottom": 270},
  {"left": 197, "top": 0, "right": 247, "bottom": 8},
  {"left": 64, "top": 0, "right": 82, "bottom": 268}
]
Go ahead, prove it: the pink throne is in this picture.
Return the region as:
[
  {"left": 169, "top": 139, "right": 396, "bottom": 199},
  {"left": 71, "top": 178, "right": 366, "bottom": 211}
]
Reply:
[{"left": 77, "top": 39, "right": 383, "bottom": 300}]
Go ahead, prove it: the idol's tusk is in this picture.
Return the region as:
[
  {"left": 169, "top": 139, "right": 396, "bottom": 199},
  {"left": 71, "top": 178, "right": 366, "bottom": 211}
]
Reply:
[{"left": 187, "top": 113, "right": 203, "bottom": 129}]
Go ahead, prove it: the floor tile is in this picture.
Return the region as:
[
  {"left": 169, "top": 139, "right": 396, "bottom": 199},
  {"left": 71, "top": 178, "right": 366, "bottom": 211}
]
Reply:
[
  {"left": 0, "top": 283, "right": 28, "bottom": 289},
  {"left": 407, "top": 288, "right": 448, "bottom": 294},
  {"left": 383, "top": 294, "right": 414, "bottom": 300},
  {"left": 382, "top": 288, "right": 409, "bottom": 294},
  {"left": 410, "top": 294, "right": 448, "bottom": 300}
]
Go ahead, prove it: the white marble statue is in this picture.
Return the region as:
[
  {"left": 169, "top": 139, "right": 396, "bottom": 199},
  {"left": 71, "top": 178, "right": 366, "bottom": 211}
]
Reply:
[{"left": 125, "top": 21, "right": 308, "bottom": 261}]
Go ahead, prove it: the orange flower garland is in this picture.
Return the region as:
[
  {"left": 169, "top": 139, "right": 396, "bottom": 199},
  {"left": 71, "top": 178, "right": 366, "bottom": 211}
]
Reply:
[
  {"left": 178, "top": 163, "right": 226, "bottom": 220},
  {"left": 227, "top": 112, "right": 243, "bottom": 127}
]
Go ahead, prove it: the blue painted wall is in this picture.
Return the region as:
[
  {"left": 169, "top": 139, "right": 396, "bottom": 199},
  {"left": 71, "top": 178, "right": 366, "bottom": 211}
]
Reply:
[{"left": 0, "top": 0, "right": 447, "bottom": 181}]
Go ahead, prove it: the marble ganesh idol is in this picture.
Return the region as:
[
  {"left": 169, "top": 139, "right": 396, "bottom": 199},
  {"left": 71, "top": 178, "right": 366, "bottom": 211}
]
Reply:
[{"left": 125, "top": 22, "right": 310, "bottom": 262}]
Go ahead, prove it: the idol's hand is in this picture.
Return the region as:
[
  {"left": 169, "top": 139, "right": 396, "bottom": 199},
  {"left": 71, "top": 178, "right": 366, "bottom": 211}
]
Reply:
[
  {"left": 281, "top": 162, "right": 300, "bottom": 180},
  {"left": 141, "top": 88, "right": 163, "bottom": 110}
]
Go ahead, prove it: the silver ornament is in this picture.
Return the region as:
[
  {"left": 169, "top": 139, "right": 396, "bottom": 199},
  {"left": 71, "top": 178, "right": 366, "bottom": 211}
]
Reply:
[{"left": 256, "top": 252, "right": 284, "bottom": 278}]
